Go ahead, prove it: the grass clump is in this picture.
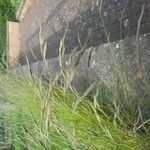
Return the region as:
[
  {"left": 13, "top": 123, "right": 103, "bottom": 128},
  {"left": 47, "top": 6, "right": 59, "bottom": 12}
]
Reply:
[
  {"left": 0, "top": 72, "right": 149, "bottom": 150},
  {"left": 0, "top": 21, "right": 149, "bottom": 149}
]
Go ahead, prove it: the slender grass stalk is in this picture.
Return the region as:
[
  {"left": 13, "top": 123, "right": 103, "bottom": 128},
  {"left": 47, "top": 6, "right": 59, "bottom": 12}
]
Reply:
[{"left": 0, "top": 72, "right": 149, "bottom": 149}]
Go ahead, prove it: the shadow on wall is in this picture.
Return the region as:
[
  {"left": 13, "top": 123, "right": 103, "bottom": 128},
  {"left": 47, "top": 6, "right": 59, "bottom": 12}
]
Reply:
[{"left": 19, "top": 0, "right": 150, "bottom": 65}]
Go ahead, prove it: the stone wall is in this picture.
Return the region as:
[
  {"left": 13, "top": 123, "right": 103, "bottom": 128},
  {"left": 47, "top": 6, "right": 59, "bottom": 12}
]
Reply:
[
  {"left": 16, "top": 0, "right": 33, "bottom": 21},
  {"left": 18, "top": 0, "right": 150, "bottom": 65},
  {"left": 13, "top": 31, "right": 150, "bottom": 89},
  {"left": 11, "top": 27, "right": 150, "bottom": 115}
]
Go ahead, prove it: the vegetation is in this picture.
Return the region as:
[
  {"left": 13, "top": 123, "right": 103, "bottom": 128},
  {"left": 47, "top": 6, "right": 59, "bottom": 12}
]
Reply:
[
  {"left": 0, "top": 71, "right": 149, "bottom": 150},
  {"left": 0, "top": 0, "right": 20, "bottom": 67},
  {"left": 0, "top": 33, "right": 149, "bottom": 149},
  {"left": 0, "top": 1, "right": 149, "bottom": 149}
]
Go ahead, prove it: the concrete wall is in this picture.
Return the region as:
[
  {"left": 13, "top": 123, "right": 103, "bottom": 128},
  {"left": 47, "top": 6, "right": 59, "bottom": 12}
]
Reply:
[{"left": 18, "top": 0, "right": 150, "bottom": 65}]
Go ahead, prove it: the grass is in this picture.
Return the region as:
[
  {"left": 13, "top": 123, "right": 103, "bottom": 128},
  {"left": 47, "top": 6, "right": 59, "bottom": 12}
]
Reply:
[
  {"left": 0, "top": 1, "right": 149, "bottom": 149},
  {"left": 0, "top": 72, "right": 149, "bottom": 150},
  {"left": 0, "top": 22, "right": 149, "bottom": 150},
  {"left": 0, "top": 30, "right": 150, "bottom": 149}
]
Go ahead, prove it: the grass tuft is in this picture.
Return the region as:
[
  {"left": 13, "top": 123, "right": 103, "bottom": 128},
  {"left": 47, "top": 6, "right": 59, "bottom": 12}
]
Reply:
[{"left": 0, "top": 72, "right": 149, "bottom": 149}]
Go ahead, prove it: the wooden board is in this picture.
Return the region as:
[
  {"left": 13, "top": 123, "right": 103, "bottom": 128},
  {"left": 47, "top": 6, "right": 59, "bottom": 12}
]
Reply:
[{"left": 7, "top": 21, "right": 20, "bottom": 67}]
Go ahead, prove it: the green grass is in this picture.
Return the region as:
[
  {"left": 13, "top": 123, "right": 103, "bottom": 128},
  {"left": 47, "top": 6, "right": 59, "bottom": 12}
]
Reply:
[
  {"left": 0, "top": 22, "right": 149, "bottom": 149},
  {"left": 0, "top": 35, "right": 149, "bottom": 149},
  {"left": 0, "top": 71, "right": 149, "bottom": 150},
  {"left": 0, "top": 1, "right": 149, "bottom": 149}
]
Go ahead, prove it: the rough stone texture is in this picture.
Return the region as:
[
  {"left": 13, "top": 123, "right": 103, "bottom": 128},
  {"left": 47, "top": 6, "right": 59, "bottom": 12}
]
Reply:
[
  {"left": 18, "top": 0, "right": 150, "bottom": 65},
  {"left": 10, "top": 0, "right": 150, "bottom": 111},
  {"left": 13, "top": 32, "right": 150, "bottom": 89},
  {"left": 16, "top": 0, "right": 33, "bottom": 20},
  {"left": 11, "top": 31, "right": 150, "bottom": 114}
]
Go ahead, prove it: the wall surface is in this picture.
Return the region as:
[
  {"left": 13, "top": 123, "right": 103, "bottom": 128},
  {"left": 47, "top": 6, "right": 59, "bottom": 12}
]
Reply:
[
  {"left": 13, "top": 31, "right": 150, "bottom": 86},
  {"left": 18, "top": 0, "right": 150, "bottom": 65},
  {"left": 16, "top": 0, "right": 33, "bottom": 20}
]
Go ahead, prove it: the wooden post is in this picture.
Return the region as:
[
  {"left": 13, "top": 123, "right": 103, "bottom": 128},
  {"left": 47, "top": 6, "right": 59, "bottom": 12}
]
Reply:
[{"left": 7, "top": 21, "right": 20, "bottom": 67}]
